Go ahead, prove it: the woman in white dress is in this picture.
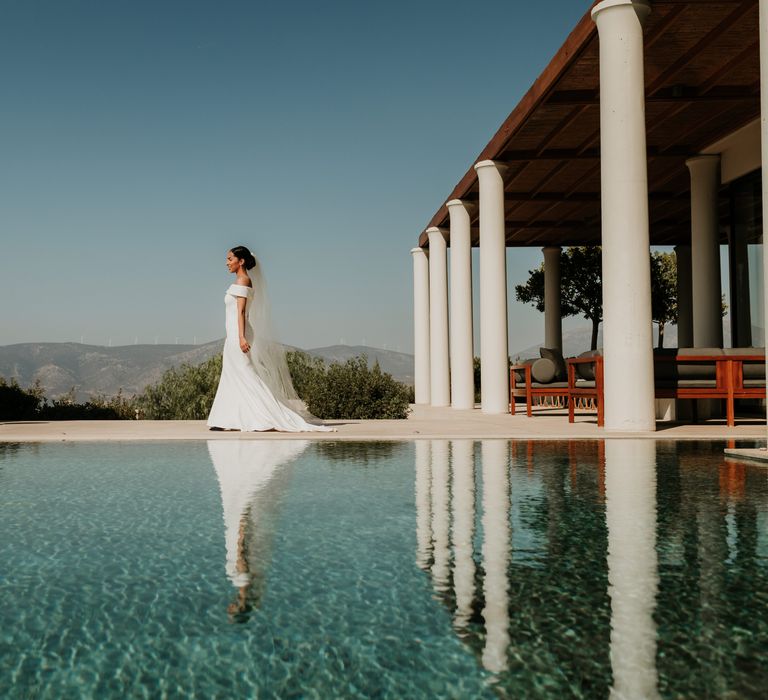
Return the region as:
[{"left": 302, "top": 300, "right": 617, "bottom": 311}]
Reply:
[{"left": 207, "top": 245, "right": 334, "bottom": 432}]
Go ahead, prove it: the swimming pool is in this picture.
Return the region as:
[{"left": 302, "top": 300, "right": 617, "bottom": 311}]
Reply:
[{"left": 1, "top": 439, "right": 766, "bottom": 698}]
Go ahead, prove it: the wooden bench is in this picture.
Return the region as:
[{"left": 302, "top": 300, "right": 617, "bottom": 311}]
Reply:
[
  {"left": 509, "top": 361, "right": 569, "bottom": 417},
  {"left": 566, "top": 350, "right": 765, "bottom": 427}
]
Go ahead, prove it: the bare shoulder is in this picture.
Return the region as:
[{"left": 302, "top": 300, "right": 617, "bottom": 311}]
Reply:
[{"left": 236, "top": 275, "right": 252, "bottom": 288}]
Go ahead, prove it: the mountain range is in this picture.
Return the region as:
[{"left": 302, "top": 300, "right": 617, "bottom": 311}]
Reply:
[
  {"left": 1, "top": 320, "right": 734, "bottom": 402},
  {"left": 0, "top": 341, "right": 415, "bottom": 401}
]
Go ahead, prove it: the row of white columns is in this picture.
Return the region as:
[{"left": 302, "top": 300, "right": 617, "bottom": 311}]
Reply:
[
  {"left": 411, "top": 159, "right": 511, "bottom": 415},
  {"left": 414, "top": 0, "right": 768, "bottom": 431}
]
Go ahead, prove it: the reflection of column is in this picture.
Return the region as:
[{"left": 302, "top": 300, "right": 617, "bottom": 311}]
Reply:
[
  {"left": 604, "top": 440, "right": 659, "bottom": 700},
  {"left": 696, "top": 476, "right": 727, "bottom": 635},
  {"left": 481, "top": 440, "right": 510, "bottom": 673},
  {"left": 415, "top": 441, "right": 432, "bottom": 570},
  {"left": 451, "top": 440, "right": 475, "bottom": 630},
  {"left": 431, "top": 440, "right": 451, "bottom": 592}
]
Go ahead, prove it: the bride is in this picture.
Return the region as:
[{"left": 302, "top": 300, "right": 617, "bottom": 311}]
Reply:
[{"left": 207, "top": 245, "right": 335, "bottom": 432}]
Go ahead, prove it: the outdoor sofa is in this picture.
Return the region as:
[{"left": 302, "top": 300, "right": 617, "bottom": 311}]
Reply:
[
  {"left": 510, "top": 348, "right": 570, "bottom": 418},
  {"left": 511, "top": 347, "right": 766, "bottom": 427}
]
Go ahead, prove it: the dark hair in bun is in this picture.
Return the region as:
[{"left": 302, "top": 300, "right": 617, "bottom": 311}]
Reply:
[{"left": 230, "top": 245, "right": 256, "bottom": 270}]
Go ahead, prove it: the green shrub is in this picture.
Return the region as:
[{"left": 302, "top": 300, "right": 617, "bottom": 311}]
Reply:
[
  {"left": 38, "top": 388, "right": 137, "bottom": 420},
  {"left": 300, "top": 355, "right": 411, "bottom": 420},
  {"left": 136, "top": 355, "right": 222, "bottom": 419},
  {"left": 0, "top": 377, "right": 44, "bottom": 421},
  {"left": 133, "top": 350, "right": 412, "bottom": 421},
  {"left": 0, "top": 376, "right": 136, "bottom": 421},
  {"left": 286, "top": 350, "right": 326, "bottom": 399}
]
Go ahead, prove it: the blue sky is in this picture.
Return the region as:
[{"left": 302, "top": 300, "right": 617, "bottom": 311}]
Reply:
[{"left": 2, "top": 0, "right": 604, "bottom": 353}]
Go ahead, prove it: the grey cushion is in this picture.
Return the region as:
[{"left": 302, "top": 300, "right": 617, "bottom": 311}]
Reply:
[
  {"left": 656, "top": 379, "right": 718, "bottom": 389},
  {"left": 743, "top": 379, "right": 766, "bottom": 388},
  {"left": 572, "top": 380, "right": 596, "bottom": 389},
  {"left": 575, "top": 349, "right": 601, "bottom": 381},
  {"left": 724, "top": 347, "right": 765, "bottom": 380},
  {"left": 540, "top": 347, "right": 566, "bottom": 381},
  {"left": 531, "top": 358, "right": 557, "bottom": 384},
  {"left": 531, "top": 381, "right": 569, "bottom": 389},
  {"left": 512, "top": 358, "right": 536, "bottom": 384},
  {"left": 675, "top": 347, "right": 723, "bottom": 380}
]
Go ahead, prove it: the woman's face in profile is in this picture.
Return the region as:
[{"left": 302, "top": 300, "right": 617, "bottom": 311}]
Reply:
[{"left": 226, "top": 250, "right": 241, "bottom": 273}]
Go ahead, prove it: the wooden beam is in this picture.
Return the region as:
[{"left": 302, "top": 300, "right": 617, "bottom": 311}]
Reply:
[
  {"left": 501, "top": 191, "right": 688, "bottom": 203},
  {"left": 495, "top": 145, "right": 693, "bottom": 162},
  {"left": 424, "top": 6, "right": 599, "bottom": 231},
  {"left": 646, "top": 1, "right": 755, "bottom": 96}
]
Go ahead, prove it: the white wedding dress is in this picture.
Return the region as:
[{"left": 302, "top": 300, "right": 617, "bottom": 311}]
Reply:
[{"left": 207, "top": 283, "right": 334, "bottom": 432}]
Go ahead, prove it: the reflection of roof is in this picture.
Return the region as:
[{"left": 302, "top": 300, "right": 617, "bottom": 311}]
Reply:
[{"left": 420, "top": 0, "right": 759, "bottom": 249}]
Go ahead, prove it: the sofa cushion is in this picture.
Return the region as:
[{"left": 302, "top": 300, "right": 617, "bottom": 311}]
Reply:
[
  {"left": 723, "top": 347, "right": 766, "bottom": 380},
  {"left": 575, "top": 349, "right": 601, "bottom": 381},
  {"left": 531, "top": 358, "right": 557, "bottom": 384},
  {"left": 512, "top": 358, "right": 536, "bottom": 384},
  {"left": 676, "top": 347, "right": 723, "bottom": 380},
  {"left": 540, "top": 347, "right": 567, "bottom": 381}
]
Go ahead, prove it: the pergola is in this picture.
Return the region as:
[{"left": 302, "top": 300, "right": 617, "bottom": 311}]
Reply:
[{"left": 411, "top": 0, "right": 766, "bottom": 432}]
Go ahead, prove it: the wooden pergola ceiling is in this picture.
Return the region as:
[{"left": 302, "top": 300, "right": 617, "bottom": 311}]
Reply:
[{"left": 419, "top": 0, "right": 760, "bottom": 249}]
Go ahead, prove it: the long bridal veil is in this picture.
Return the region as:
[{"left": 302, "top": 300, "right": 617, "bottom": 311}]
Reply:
[{"left": 246, "top": 258, "right": 317, "bottom": 420}]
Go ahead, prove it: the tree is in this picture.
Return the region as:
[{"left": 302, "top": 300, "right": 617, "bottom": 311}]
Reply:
[
  {"left": 516, "top": 246, "right": 603, "bottom": 350},
  {"left": 650, "top": 251, "right": 677, "bottom": 348}
]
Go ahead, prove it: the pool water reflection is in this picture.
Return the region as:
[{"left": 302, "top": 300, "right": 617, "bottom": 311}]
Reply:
[{"left": 0, "top": 439, "right": 766, "bottom": 698}]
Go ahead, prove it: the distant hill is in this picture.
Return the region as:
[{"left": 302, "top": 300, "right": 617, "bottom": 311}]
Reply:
[{"left": 0, "top": 341, "right": 414, "bottom": 400}]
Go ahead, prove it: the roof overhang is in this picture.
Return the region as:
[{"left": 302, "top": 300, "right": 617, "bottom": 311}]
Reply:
[{"left": 419, "top": 0, "right": 760, "bottom": 249}]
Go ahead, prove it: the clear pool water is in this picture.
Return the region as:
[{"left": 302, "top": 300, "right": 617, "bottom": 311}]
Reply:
[{"left": 1, "top": 439, "right": 767, "bottom": 698}]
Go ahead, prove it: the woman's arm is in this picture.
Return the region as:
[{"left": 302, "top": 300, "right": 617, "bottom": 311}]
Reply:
[{"left": 237, "top": 297, "right": 250, "bottom": 353}]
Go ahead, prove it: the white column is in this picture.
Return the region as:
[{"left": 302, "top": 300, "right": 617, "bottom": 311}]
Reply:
[
  {"left": 674, "top": 244, "right": 693, "bottom": 348},
  {"left": 414, "top": 441, "right": 432, "bottom": 570},
  {"left": 426, "top": 228, "right": 450, "bottom": 407},
  {"left": 593, "top": 0, "right": 655, "bottom": 432},
  {"left": 411, "top": 248, "right": 431, "bottom": 404},
  {"left": 480, "top": 440, "right": 510, "bottom": 674},
  {"left": 451, "top": 440, "right": 475, "bottom": 630},
  {"left": 605, "top": 440, "right": 660, "bottom": 700},
  {"left": 474, "top": 161, "right": 509, "bottom": 414},
  {"left": 760, "top": 0, "right": 768, "bottom": 432},
  {"left": 687, "top": 155, "right": 723, "bottom": 348},
  {"left": 430, "top": 440, "right": 450, "bottom": 592},
  {"left": 543, "top": 246, "right": 563, "bottom": 351},
  {"left": 447, "top": 200, "right": 475, "bottom": 410}
]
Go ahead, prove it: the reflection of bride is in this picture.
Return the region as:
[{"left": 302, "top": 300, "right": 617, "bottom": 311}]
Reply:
[
  {"left": 207, "top": 245, "right": 334, "bottom": 432},
  {"left": 207, "top": 439, "right": 309, "bottom": 622}
]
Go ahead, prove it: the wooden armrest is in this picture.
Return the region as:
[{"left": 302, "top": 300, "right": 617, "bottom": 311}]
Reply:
[{"left": 567, "top": 357, "right": 600, "bottom": 365}]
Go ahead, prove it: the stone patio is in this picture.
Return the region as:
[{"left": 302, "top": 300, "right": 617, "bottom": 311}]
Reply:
[{"left": 1, "top": 404, "right": 765, "bottom": 442}]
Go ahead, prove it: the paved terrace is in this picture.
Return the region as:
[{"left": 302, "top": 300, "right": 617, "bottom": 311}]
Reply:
[{"left": 1, "top": 405, "right": 766, "bottom": 443}]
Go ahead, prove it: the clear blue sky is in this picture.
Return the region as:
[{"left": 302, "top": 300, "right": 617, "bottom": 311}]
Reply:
[{"left": 1, "top": 0, "right": 600, "bottom": 353}]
